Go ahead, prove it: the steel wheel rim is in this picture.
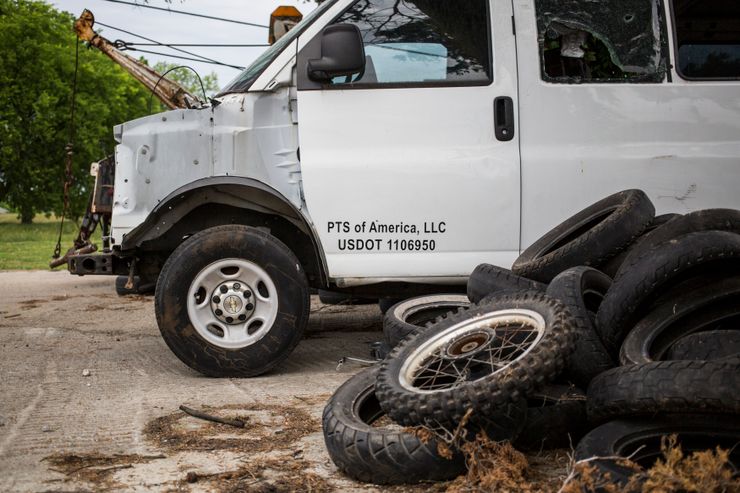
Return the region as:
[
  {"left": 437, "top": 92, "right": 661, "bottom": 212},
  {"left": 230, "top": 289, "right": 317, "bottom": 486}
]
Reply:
[
  {"left": 398, "top": 309, "right": 547, "bottom": 394},
  {"left": 187, "top": 258, "right": 278, "bottom": 349}
]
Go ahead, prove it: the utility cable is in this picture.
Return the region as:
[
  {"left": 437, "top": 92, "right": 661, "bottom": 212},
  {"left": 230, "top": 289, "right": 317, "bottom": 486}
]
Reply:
[
  {"left": 101, "top": 0, "right": 268, "bottom": 29},
  {"left": 148, "top": 65, "right": 207, "bottom": 113},
  {"left": 124, "top": 42, "right": 270, "bottom": 48},
  {"left": 97, "top": 21, "right": 244, "bottom": 70},
  {"left": 125, "top": 46, "right": 245, "bottom": 70}
]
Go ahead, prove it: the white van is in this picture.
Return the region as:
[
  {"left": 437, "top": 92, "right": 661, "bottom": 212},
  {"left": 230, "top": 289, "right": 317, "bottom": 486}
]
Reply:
[{"left": 70, "top": 0, "right": 740, "bottom": 376}]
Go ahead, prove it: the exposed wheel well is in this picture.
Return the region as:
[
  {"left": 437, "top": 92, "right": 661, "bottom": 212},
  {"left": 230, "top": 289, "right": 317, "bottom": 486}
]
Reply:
[
  {"left": 118, "top": 178, "right": 327, "bottom": 288},
  {"left": 136, "top": 204, "right": 325, "bottom": 288}
]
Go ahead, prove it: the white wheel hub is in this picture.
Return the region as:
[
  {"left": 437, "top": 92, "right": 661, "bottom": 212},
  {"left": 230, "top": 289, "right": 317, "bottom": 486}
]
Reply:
[{"left": 187, "top": 258, "right": 278, "bottom": 349}]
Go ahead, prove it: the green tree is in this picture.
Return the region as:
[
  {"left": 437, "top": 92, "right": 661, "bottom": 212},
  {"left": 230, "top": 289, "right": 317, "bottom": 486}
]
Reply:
[
  {"left": 153, "top": 61, "right": 219, "bottom": 98},
  {"left": 0, "top": 0, "right": 154, "bottom": 223}
]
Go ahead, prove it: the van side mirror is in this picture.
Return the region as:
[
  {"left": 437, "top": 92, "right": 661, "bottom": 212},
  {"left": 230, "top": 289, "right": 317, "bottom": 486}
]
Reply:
[{"left": 307, "top": 24, "right": 365, "bottom": 82}]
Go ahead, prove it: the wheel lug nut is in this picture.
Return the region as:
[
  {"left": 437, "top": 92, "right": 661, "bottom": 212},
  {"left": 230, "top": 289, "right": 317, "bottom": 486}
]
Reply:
[
  {"left": 233, "top": 283, "right": 241, "bottom": 290},
  {"left": 212, "top": 296, "right": 220, "bottom": 304},
  {"left": 244, "top": 291, "right": 251, "bottom": 298},
  {"left": 238, "top": 314, "right": 247, "bottom": 321},
  {"left": 246, "top": 303, "right": 254, "bottom": 311},
  {"left": 215, "top": 309, "right": 223, "bottom": 316},
  {"left": 225, "top": 317, "right": 234, "bottom": 323},
  {"left": 220, "top": 285, "right": 228, "bottom": 293}
]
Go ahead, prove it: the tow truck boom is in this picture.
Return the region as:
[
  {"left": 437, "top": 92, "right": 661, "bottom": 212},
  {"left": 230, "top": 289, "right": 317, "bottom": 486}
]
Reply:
[{"left": 73, "top": 9, "right": 201, "bottom": 110}]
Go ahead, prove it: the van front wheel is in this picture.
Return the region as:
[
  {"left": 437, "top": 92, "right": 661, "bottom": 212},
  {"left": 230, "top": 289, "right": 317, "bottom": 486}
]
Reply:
[{"left": 155, "top": 225, "right": 310, "bottom": 377}]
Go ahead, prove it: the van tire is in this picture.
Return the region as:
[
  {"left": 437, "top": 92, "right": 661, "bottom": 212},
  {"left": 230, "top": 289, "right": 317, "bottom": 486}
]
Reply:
[
  {"left": 596, "top": 231, "right": 740, "bottom": 354},
  {"left": 376, "top": 292, "right": 575, "bottom": 427},
  {"left": 512, "top": 190, "right": 654, "bottom": 283},
  {"left": 467, "top": 264, "right": 546, "bottom": 303},
  {"left": 614, "top": 208, "right": 740, "bottom": 279},
  {"left": 666, "top": 330, "right": 740, "bottom": 361},
  {"left": 384, "top": 295, "right": 470, "bottom": 349},
  {"left": 155, "top": 225, "right": 310, "bottom": 377},
  {"left": 586, "top": 359, "right": 740, "bottom": 422},
  {"left": 322, "top": 367, "right": 466, "bottom": 485},
  {"left": 618, "top": 276, "right": 740, "bottom": 365},
  {"left": 546, "top": 267, "right": 615, "bottom": 387}
]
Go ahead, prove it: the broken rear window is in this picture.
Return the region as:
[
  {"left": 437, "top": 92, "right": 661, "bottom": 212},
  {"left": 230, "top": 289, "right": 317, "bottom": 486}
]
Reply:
[{"left": 535, "top": 0, "right": 666, "bottom": 83}]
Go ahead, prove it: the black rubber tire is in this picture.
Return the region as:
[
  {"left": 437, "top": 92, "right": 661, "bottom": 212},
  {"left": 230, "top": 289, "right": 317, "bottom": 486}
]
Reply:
[
  {"left": 512, "top": 190, "right": 655, "bottom": 283},
  {"left": 546, "top": 267, "right": 615, "bottom": 387},
  {"left": 614, "top": 208, "right": 740, "bottom": 280},
  {"left": 379, "top": 298, "right": 404, "bottom": 315},
  {"left": 322, "top": 367, "right": 465, "bottom": 485},
  {"left": 600, "top": 213, "right": 681, "bottom": 278},
  {"left": 586, "top": 359, "right": 740, "bottom": 422},
  {"left": 574, "top": 415, "right": 740, "bottom": 490},
  {"left": 154, "top": 225, "right": 310, "bottom": 377},
  {"left": 467, "top": 263, "right": 546, "bottom": 303},
  {"left": 115, "top": 275, "right": 156, "bottom": 295},
  {"left": 619, "top": 276, "right": 740, "bottom": 365},
  {"left": 596, "top": 231, "right": 740, "bottom": 354},
  {"left": 376, "top": 291, "right": 576, "bottom": 427},
  {"left": 666, "top": 330, "right": 740, "bottom": 361},
  {"left": 514, "top": 385, "right": 587, "bottom": 451},
  {"left": 383, "top": 294, "right": 470, "bottom": 349}
]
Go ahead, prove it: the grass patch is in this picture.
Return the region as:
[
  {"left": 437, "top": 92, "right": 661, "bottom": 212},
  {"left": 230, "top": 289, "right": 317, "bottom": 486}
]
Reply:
[{"left": 0, "top": 213, "right": 102, "bottom": 270}]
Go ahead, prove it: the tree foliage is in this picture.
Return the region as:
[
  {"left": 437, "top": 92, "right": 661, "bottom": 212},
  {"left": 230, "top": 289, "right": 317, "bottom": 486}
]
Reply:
[
  {"left": 0, "top": 0, "right": 154, "bottom": 223},
  {"left": 153, "top": 61, "right": 220, "bottom": 98}
]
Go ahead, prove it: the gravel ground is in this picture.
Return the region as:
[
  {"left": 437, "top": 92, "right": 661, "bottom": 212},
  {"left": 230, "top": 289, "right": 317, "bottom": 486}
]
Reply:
[
  {"left": 0, "top": 271, "right": 569, "bottom": 492},
  {"left": 0, "top": 270, "right": 395, "bottom": 492}
]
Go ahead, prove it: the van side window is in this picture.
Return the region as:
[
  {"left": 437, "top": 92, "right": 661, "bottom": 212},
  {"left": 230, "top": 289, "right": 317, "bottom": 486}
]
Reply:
[
  {"left": 672, "top": 0, "right": 740, "bottom": 80},
  {"left": 331, "top": 0, "right": 492, "bottom": 87},
  {"left": 534, "top": 0, "right": 665, "bottom": 83}
]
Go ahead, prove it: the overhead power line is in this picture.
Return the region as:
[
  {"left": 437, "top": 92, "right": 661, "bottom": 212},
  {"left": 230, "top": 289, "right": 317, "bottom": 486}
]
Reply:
[
  {"left": 126, "top": 47, "right": 245, "bottom": 69},
  {"left": 124, "top": 42, "right": 270, "bottom": 48},
  {"left": 97, "top": 21, "right": 245, "bottom": 70},
  {"left": 101, "top": 0, "right": 269, "bottom": 29}
]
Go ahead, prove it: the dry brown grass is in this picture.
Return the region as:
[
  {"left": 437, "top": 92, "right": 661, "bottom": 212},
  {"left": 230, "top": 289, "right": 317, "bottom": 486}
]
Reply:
[
  {"left": 143, "top": 403, "right": 318, "bottom": 454},
  {"left": 43, "top": 452, "right": 165, "bottom": 488},
  {"left": 444, "top": 432, "right": 556, "bottom": 493},
  {"left": 560, "top": 434, "right": 739, "bottom": 493},
  {"left": 172, "top": 455, "right": 333, "bottom": 493},
  {"left": 641, "top": 435, "right": 739, "bottom": 493}
]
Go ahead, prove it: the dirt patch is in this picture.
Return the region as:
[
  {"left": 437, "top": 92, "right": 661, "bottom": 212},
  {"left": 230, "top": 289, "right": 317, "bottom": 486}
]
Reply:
[
  {"left": 18, "top": 299, "right": 44, "bottom": 310},
  {"left": 42, "top": 452, "right": 165, "bottom": 489},
  {"left": 83, "top": 305, "right": 108, "bottom": 312},
  {"left": 122, "top": 294, "right": 153, "bottom": 303},
  {"left": 171, "top": 455, "right": 333, "bottom": 493},
  {"left": 144, "top": 403, "right": 319, "bottom": 454}
]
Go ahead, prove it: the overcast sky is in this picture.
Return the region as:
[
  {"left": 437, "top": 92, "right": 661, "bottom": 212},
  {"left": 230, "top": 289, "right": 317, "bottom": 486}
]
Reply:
[{"left": 53, "top": 0, "right": 318, "bottom": 88}]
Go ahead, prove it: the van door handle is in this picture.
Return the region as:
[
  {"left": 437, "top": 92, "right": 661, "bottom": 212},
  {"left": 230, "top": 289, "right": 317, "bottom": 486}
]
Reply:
[{"left": 494, "top": 96, "right": 515, "bottom": 142}]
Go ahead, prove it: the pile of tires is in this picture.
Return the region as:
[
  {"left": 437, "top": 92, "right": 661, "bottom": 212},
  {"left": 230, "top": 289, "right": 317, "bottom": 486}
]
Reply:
[{"left": 321, "top": 190, "right": 740, "bottom": 486}]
